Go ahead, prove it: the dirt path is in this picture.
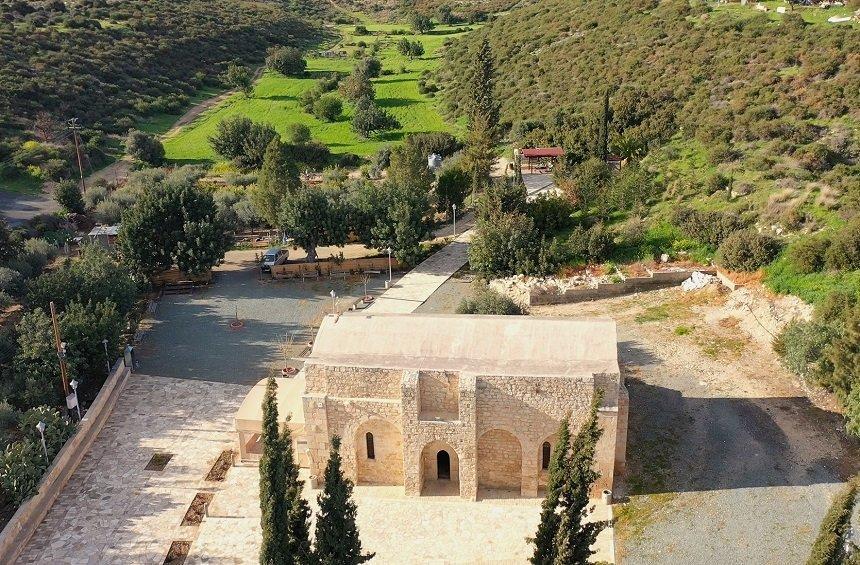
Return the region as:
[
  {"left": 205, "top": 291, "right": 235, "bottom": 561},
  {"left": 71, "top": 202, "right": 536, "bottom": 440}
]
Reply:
[
  {"left": 164, "top": 66, "right": 265, "bottom": 137},
  {"left": 533, "top": 286, "right": 859, "bottom": 564}
]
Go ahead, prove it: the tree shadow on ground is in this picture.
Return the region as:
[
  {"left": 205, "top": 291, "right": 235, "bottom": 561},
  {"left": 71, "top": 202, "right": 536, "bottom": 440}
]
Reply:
[{"left": 623, "top": 377, "right": 860, "bottom": 495}]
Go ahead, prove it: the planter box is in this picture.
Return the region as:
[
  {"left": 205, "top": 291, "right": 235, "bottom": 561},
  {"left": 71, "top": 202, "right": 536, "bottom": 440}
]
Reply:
[{"left": 271, "top": 256, "right": 403, "bottom": 280}]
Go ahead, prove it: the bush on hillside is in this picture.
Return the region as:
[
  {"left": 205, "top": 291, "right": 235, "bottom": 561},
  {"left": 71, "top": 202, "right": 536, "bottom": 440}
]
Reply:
[
  {"left": 313, "top": 94, "right": 342, "bottom": 122},
  {"left": 717, "top": 230, "right": 781, "bottom": 272},
  {"left": 527, "top": 193, "right": 574, "bottom": 235},
  {"left": 469, "top": 213, "right": 551, "bottom": 277},
  {"left": 456, "top": 284, "right": 523, "bottom": 315},
  {"left": 673, "top": 207, "right": 747, "bottom": 249},
  {"left": 125, "top": 130, "right": 164, "bottom": 166},
  {"left": 789, "top": 235, "right": 831, "bottom": 274},
  {"left": 54, "top": 180, "right": 85, "bottom": 214},
  {"left": 0, "top": 267, "right": 24, "bottom": 295},
  {"left": 824, "top": 219, "right": 860, "bottom": 271},
  {"left": 806, "top": 479, "right": 857, "bottom": 565},
  {"left": 773, "top": 320, "right": 836, "bottom": 380}
]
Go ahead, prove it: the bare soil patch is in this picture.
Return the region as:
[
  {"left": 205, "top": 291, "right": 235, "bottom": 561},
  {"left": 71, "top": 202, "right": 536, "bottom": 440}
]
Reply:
[{"left": 163, "top": 540, "right": 190, "bottom": 565}]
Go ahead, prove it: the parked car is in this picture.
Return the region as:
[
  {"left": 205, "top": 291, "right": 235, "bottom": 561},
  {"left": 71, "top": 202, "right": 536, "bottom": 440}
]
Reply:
[{"left": 261, "top": 247, "right": 288, "bottom": 272}]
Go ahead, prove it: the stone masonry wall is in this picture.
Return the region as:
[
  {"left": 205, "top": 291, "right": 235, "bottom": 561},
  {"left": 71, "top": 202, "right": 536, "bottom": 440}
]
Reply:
[
  {"left": 304, "top": 363, "right": 402, "bottom": 399},
  {"left": 477, "top": 429, "right": 522, "bottom": 490},
  {"left": 418, "top": 371, "right": 459, "bottom": 417},
  {"left": 355, "top": 418, "right": 404, "bottom": 485}
]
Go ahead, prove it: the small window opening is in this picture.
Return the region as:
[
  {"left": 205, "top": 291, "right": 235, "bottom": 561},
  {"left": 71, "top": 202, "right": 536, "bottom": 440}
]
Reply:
[
  {"left": 366, "top": 432, "right": 375, "bottom": 460},
  {"left": 541, "top": 442, "right": 551, "bottom": 470}
]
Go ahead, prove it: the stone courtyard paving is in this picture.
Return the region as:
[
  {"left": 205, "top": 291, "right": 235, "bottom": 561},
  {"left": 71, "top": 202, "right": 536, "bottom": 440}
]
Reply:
[
  {"left": 189, "top": 465, "right": 613, "bottom": 564},
  {"left": 17, "top": 374, "right": 250, "bottom": 564}
]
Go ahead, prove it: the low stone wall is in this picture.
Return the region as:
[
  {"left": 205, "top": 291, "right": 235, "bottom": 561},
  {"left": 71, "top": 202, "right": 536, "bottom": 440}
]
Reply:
[
  {"left": 271, "top": 256, "right": 403, "bottom": 279},
  {"left": 528, "top": 269, "right": 717, "bottom": 306},
  {"left": 0, "top": 358, "right": 132, "bottom": 563}
]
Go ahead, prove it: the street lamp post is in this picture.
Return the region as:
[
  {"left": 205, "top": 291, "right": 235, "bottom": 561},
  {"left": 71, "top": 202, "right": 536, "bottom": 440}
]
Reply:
[
  {"left": 101, "top": 338, "right": 111, "bottom": 374},
  {"left": 452, "top": 203, "right": 457, "bottom": 237},
  {"left": 330, "top": 289, "right": 337, "bottom": 316},
  {"left": 36, "top": 421, "right": 47, "bottom": 462},
  {"left": 386, "top": 246, "right": 393, "bottom": 287},
  {"left": 69, "top": 379, "right": 82, "bottom": 421}
]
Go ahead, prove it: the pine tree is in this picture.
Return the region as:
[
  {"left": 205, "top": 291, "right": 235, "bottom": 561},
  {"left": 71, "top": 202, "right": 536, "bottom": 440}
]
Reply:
[
  {"left": 552, "top": 394, "right": 607, "bottom": 564},
  {"left": 260, "top": 377, "right": 287, "bottom": 565},
  {"left": 529, "top": 417, "right": 571, "bottom": 564},
  {"left": 253, "top": 137, "right": 300, "bottom": 226},
  {"left": 314, "top": 436, "right": 374, "bottom": 565}
]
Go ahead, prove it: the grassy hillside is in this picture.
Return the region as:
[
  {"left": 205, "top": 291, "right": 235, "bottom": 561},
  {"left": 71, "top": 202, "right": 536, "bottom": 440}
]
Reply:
[
  {"left": 164, "top": 21, "right": 474, "bottom": 160},
  {"left": 442, "top": 0, "right": 860, "bottom": 301}
]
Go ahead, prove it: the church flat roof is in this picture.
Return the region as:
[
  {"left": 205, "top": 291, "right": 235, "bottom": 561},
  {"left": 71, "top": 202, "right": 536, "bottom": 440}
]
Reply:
[{"left": 306, "top": 313, "right": 619, "bottom": 377}]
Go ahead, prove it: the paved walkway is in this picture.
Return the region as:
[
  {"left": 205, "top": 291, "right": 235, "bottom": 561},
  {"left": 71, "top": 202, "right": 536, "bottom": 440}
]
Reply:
[
  {"left": 367, "top": 229, "right": 474, "bottom": 314},
  {"left": 17, "top": 374, "right": 250, "bottom": 565},
  {"left": 189, "top": 465, "right": 614, "bottom": 564}
]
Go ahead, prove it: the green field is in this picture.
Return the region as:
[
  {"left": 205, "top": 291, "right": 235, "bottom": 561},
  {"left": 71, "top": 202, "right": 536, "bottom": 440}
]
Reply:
[{"left": 163, "top": 21, "right": 475, "bottom": 161}]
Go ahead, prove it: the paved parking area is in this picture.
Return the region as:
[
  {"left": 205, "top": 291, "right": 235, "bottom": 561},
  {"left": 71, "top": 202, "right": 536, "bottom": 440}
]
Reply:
[
  {"left": 17, "top": 374, "right": 250, "bottom": 564},
  {"left": 135, "top": 251, "right": 388, "bottom": 384}
]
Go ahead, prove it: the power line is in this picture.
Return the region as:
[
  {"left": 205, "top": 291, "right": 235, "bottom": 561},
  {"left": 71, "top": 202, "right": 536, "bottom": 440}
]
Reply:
[{"left": 67, "top": 118, "right": 87, "bottom": 194}]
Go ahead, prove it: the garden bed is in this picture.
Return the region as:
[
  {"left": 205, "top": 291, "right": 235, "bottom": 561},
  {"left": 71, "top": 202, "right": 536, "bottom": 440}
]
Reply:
[
  {"left": 205, "top": 450, "right": 233, "bottom": 482},
  {"left": 163, "top": 540, "right": 190, "bottom": 565},
  {"left": 181, "top": 492, "right": 214, "bottom": 526}
]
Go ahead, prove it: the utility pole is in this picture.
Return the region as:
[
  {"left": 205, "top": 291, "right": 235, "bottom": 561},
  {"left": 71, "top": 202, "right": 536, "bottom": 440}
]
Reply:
[
  {"left": 49, "top": 301, "right": 70, "bottom": 398},
  {"left": 67, "top": 118, "right": 86, "bottom": 194}
]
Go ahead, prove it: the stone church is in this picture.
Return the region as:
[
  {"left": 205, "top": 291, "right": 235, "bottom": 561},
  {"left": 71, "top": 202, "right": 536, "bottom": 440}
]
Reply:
[{"left": 298, "top": 313, "right": 628, "bottom": 500}]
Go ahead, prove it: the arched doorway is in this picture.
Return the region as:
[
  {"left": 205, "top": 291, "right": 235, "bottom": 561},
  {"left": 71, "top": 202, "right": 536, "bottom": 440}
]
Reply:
[
  {"left": 354, "top": 419, "right": 404, "bottom": 486},
  {"left": 537, "top": 433, "right": 557, "bottom": 491},
  {"left": 437, "top": 450, "right": 451, "bottom": 480},
  {"left": 477, "top": 429, "right": 522, "bottom": 492},
  {"left": 420, "top": 440, "right": 460, "bottom": 495}
]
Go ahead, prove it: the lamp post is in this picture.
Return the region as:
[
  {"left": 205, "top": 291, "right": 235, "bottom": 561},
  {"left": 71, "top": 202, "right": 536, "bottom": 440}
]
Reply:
[
  {"left": 69, "top": 379, "right": 81, "bottom": 421},
  {"left": 386, "top": 246, "right": 393, "bottom": 287},
  {"left": 36, "top": 421, "right": 47, "bottom": 462},
  {"left": 101, "top": 338, "right": 110, "bottom": 374},
  {"left": 330, "top": 289, "right": 337, "bottom": 316},
  {"left": 452, "top": 203, "right": 457, "bottom": 237}
]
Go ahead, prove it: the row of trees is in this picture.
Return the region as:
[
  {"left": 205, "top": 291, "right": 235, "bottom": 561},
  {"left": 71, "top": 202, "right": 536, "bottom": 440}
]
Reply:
[{"left": 259, "top": 377, "right": 373, "bottom": 564}]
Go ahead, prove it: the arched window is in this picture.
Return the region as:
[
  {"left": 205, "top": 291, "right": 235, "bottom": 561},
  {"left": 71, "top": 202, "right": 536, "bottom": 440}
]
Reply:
[
  {"left": 541, "top": 442, "right": 551, "bottom": 470},
  {"left": 366, "top": 432, "right": 375, "bottom": 460}
]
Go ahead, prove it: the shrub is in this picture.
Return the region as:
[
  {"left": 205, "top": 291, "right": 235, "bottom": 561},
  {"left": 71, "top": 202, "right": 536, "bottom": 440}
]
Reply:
[
  {"left": 435, "top": 164, "right": 469, "bottom": 213},
  {"left": 287, "top": 123, "right": 312, "bottom": 145},
  {"left": 797, "top": 143, "right": 836, "bottom": 172},
  {"left": 0, "top": 401, "right": 19, "bottom": 430},
  {"left": 0, "top": 440, "right": 47, "bottom": 505},
  {"left": 0, "top": 267, "right": 23, "bottom": 295},
  {"left": 456, "top": 284, "right": 523, "bottom": 315},
  {"left": 313, "top": 94, "right": 343, "bottom": 122},
  {"left": 20, "top": 406, "right": 75, "bottom": 455},
  {"left": 717, "top": 230, "right": 781, "bottom": 272},
  {"left": 24, "top": 238, "right": 58, "bottom": 263},
  {"left": 773, "top": 320, "right": 835, "bottom": 380},
  {"left": 789, "top": 236, "right": 831, "bottom": 274},
  {"left": 824, "top": 220, "right": 860, "bottom": 271},
  {"left": 94, "top": 198, "right": 123, "bottom": 225},
  {"left": 469, "top": 213, "right": 543, "bottom": 277},
  {"left": 53, "top": 180, "right": 85, "bottom": 214},
  {"left": 0, "top": 291, "right": 12, "bottom": 310},
  {"left": 125, "top": 130, "right": 165, "bottom": 165},
  {"left": 673, "top": 207, "right": 746, "bottom": 248},
  {"left": 568, "top": 223, "right": 615, "bottom": 263},
  {"left": 527, "top": 193, "right": 574, "bottom": 235},
  {"left": 83, "top": 184, "right": 108, "bottom": 209},
  {"left": 806, "top": 479, "right": 857, "bottom": 565}
]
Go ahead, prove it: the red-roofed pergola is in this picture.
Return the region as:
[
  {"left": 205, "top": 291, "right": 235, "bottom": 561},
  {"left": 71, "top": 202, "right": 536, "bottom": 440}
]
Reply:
[{"left": 519, "top": 147, "right": 564, "bottom": 173}]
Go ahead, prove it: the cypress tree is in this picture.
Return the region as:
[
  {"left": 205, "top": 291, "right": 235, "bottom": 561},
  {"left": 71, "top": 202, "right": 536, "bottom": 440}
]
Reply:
[
  {"left": 463, "top": 112, "right": 496, "bottom": 197},
  {"left": 252, "top": 136, "right": 300, "bottom": 226},
  {"left": 260, "top": 377, "right": 287, "bottom": 565},
  {"left": 279, "top": 422, "right": 314, "bottom": 564},
  {"left": 467, "top": 38, "right": 500, "bottom": 132},
  {"left": 314, "top": 436, "right": 374, "bottom": 565},
  {"left": 552, "top": 394, "right": 607, "bottom": 564},
  {"left": 598, "top": 89, "right": 611, "bottom": 161},
  {"left": 529, "top": 417, "right": 571, "bottom": 564}
]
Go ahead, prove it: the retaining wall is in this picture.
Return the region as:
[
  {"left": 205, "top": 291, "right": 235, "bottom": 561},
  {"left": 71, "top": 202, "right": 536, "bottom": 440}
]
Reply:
[
  {"left": 528, "top": 269, "right": 717, "bottom": 306},
  {"left": 271, "top": 256, "right": 403, "bottom": 279},
  {"left": 0, "top": 358, "right": 132, "bottom": 563}
]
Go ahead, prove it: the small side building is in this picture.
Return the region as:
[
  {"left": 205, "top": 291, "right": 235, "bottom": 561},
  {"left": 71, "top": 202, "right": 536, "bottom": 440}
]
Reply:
[{"left": 300, "top": 313, "right": 628, "bottom": 500}]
